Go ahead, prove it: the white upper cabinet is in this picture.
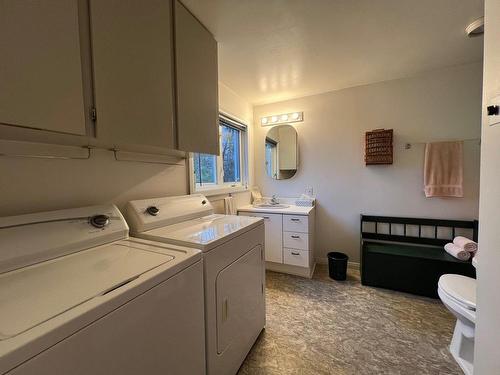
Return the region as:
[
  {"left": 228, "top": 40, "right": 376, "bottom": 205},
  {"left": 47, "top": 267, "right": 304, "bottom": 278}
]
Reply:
[
  {"left": 90, "top": 0, "right": 175, "bottom": 149},
  {"left": 0, "top": 0, "right": 219, "bottom": 154},
  {"left": 174, "top": 0, "right": 219, "bottom": 155},
  {"left": 0, "top": 0, "right": 91, "bottom": 136}
]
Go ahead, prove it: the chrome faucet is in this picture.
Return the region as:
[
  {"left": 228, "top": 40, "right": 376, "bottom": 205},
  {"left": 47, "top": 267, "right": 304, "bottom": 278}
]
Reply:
[{"left": 270, "top": 194, "right": 279, "bottom": 205}]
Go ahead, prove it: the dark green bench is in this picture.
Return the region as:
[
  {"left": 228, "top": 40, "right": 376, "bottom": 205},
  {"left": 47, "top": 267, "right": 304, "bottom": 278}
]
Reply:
[{"left": 360, "top": 215, "right": 477, "bottom": 298}]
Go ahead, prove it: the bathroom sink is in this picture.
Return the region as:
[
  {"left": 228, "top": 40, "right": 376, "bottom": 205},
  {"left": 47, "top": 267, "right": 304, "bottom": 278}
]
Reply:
[{"left": 252, "top": 203, "right": 290, "bottom": 209}]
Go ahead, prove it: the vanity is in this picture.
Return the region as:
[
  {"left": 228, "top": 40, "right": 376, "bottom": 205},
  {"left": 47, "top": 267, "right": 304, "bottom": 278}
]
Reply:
[
  {"left": 238, "top": 199, "right": 315, "bottom": 278},
  {"left": 241, "top": 123, "right": 315, "bottom": 277}
]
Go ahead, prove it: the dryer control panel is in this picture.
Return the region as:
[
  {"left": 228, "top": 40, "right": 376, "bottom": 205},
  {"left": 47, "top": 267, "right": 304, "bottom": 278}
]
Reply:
[{"left": 126, "top": 194, "right": 214, "bottom": 233}]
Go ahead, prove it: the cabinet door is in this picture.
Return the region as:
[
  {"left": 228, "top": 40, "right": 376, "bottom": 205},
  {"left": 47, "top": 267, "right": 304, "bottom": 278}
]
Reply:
[
  {"left": 0, "top": 0, "right": 90, "bottom": 136},
  {"left": 174, "top": 0, "right": 219, "bottom": 155},
  {"left": 239, "top": 212, "right": 283, "bottom": 263},
  {"left": 90, "top": 0, "right": 175, "bottom": 149},
  {"left": 216, "top": 245, "right": 264, "bottom": 354}
]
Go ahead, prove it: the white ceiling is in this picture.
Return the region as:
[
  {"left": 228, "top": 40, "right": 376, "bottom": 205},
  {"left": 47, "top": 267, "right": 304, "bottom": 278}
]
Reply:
[{"left": 182, "top": 0, "right": 484, "bottom": 105}]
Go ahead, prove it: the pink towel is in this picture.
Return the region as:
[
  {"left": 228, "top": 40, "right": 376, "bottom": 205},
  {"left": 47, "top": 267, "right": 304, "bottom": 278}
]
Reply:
[
  {"left": 424, "top": 141, "right": 464, "bottom": 198},
  {"left": 444, "top": 243, "right": 471, "bottom": 261}
]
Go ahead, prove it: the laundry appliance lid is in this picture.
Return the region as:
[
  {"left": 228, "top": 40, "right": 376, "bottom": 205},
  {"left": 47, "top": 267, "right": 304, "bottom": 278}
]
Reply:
[
  {"left": 438, "top": 274, "right": 476, "bottom": 310},
  {"left": 0, "top": 241, "right": 174, "bottom": 340},
  {"left": 142, "top": 214, "right": 263, "bottom": 251}
]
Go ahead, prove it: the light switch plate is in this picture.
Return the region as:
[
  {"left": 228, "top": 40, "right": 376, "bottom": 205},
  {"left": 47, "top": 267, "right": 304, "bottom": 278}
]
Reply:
[{"left": 488, "top": 95, "right": 500, "bottom": 126}]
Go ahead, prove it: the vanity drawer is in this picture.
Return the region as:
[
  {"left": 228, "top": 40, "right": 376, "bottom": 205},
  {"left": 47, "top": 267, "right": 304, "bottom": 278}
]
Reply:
[
  {"left": 283, "top": 248, "right": 309, "bottom": 267},
  {"left": 283, "top": 215, "right": 308, "bottom": 233},
  {"left": 283, "top": 231, "right": 309, "bottom": 250}
]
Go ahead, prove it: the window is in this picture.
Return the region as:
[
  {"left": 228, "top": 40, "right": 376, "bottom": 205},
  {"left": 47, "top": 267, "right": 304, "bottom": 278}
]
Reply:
[{"left": 191, "top": 114, "right": 248, "bottom": 194}]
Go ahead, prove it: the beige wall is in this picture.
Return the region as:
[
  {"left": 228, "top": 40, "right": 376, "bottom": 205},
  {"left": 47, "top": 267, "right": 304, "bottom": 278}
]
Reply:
[
  {"left": 475, "top": 2, "right": 500, "bottom": 373},
  {"left": 0, "top": 147, "right": 188, "bottom": 216},
  {"left": 253, "top": 62, "right": 482, "bottom": 264},
  {"left": 0, "top": 82, "right": 253, "bottom": 217}
]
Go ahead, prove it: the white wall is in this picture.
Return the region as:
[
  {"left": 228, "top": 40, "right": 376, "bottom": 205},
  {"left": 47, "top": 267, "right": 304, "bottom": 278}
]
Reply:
[
  {"left": 475, "top": 2, "right": 500, "bottom": 373},
  {"left": 253, "top": 62, "right": 482, "bottom": 263},
  {"left": 0, "top": 82, "right": 253, "bottom": 217}
]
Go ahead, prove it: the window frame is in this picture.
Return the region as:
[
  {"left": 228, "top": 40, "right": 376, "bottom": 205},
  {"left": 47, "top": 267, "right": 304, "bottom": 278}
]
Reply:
[{"left": 189, "top": 113, "right": 249, "bottom": 196}]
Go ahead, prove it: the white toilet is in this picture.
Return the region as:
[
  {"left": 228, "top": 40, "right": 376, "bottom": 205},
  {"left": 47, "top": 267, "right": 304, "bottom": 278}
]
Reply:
[{"left": 438, "top": 273, "right": 477, "bottom": 375}]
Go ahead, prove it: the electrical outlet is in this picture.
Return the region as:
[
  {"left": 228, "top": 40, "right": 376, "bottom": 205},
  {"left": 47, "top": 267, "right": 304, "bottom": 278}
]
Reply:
[{"left": 305, "top": 187, "right": 314, "bottom": 197}]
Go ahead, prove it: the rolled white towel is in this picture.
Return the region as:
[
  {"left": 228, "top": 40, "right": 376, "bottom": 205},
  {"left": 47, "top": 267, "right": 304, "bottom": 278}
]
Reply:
[
  {"left": 445, "top": 243, "right": 471, "bottom": 261},
  {"left": 453, "top": 236, "right": 478, "bottom": 253}
]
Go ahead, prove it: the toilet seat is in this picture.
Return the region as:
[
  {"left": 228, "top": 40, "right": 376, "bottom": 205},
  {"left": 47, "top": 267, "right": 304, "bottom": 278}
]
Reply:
[{"left": 438, "top": 274, "right": 476, "bottom": 311}]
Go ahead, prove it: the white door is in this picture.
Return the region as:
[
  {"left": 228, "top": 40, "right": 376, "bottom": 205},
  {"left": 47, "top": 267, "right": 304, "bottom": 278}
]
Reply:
[
  {"left": 239, "top": 212, "right": 283, "bottom": 263},
  {"left": 475, "top": 2, "right": 500, "bottom": 373},
  {"left": 0, "top": 0, "right": 90, "bottom": 135},
  {"left": 216, "top": 245, "right": 264, "bottom": 354},
  {"left": 90, "top": 0, "right": 175, "bottom": 149}
]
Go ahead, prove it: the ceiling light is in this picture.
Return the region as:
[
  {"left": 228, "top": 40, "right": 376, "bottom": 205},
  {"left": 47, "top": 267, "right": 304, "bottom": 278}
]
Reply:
[{"left": 260, "top": 112, "right": 304, "bottom": 126}]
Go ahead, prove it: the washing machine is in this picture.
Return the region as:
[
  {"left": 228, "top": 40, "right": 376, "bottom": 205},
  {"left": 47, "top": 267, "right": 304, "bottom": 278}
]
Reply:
[
  {"left": 0, "top": 204, "right": 205, "bottom": 375},
  {"left": 126, "top": 194, "right": 266, "bottom": 375}
]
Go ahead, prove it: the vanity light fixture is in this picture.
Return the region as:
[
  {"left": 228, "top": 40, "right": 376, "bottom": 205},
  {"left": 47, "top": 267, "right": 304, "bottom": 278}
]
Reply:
[{"left": 261, "top": 111, "right": 304, "bottom": 126}]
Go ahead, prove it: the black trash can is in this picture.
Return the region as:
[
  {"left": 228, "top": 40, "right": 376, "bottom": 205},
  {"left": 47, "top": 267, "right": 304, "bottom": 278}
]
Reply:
[{"left": 327, "top": 252, "right": 349, "bottom": 281}]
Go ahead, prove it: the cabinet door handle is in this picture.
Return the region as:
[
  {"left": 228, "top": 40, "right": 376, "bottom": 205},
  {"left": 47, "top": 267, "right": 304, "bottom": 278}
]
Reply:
[
  {"left": 263, "top": 216, "right": 270, "bottom": 220},
  {"left": 222, "top": 298, "right": 229, "bottom": 322},
  {"left": 291, "top": 252, "right": 300, "bottom": 255},
  {"left": 291, "top": 235, "right": 300, "bottom": 239},
  {"left": 291, "top": 218, "right": 300, "bottom": 222}
]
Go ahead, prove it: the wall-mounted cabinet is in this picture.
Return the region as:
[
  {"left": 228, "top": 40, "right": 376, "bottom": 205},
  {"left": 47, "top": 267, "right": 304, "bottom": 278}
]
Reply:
[
  {"left": 0, "top": 0, "right": 219, "bottom": 156},
  {"left": 0, "top": 0, "right": 93, "bottom": 137},
  {"left": 90, "top": 0, "right": 176, "bottom": 149},
  {"left": 174, "top": 0, "right": 219, "bottom": 155}
]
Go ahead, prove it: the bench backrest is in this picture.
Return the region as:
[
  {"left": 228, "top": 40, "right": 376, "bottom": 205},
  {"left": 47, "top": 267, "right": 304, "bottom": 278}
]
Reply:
[{"left": 360, "top": 215, "right": 478, "bottom": 247}]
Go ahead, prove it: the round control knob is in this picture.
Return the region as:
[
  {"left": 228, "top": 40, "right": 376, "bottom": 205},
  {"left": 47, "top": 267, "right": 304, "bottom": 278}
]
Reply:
[
  {"left": 90, "top": 214, "right": 110, "bottom": 229},
  {"left": 146, "top": 206, "right": 160, "bottom": 216},
  {"left": 201, "top": 200, "right": 207, "bottom": 205}
]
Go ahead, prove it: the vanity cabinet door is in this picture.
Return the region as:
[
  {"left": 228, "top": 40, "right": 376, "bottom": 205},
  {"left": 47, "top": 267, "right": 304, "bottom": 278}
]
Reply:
[
  {"left": 174, "top": 0, "right": 219, "bottom": 155},
  {"left": 90, "top": 0, "right": 175, "bottom": 149},
  {"left": 239, "top": 212, "right": 283, "bottom": 263},
  {"left": 0, "top": 0, "right": 90, "bottom": 136}
]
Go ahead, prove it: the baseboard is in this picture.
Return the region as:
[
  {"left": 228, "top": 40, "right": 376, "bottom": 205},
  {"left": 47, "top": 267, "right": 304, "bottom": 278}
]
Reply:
[
  {"left": 315, "top": 257, "right": 360, "bottom": 270},
  {"left": 266, "top": 261, "right": 316, "bottom": 279}
]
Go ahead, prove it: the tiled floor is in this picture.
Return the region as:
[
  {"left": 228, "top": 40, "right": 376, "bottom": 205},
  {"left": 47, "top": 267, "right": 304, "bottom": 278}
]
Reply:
[{"left": 238, "top": 265, "right": 461, "bottom": 375}]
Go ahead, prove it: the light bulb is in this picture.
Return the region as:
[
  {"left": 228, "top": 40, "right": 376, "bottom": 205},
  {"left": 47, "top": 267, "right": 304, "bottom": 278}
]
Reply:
[
  {"left": 280, "top": 114, "right": 289, "bottom": 121},
  {"left": 291, "top": 112, "right": 300, "bottom": 120},
  {"left": 271, "top": 116, "right": 278, "bottom": 123},
  {"left": 261, "top": 117, "right": 268, "bottom": 125}
]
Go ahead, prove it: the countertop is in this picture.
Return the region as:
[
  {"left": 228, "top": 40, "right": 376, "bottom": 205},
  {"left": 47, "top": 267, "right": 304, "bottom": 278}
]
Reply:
[{"left": 237, "top": 204, "right": 315, "bottom": 216}]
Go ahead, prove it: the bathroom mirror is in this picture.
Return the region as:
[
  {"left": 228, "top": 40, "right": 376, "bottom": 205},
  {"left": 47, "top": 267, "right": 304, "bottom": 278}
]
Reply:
[{"left": 265, "top": 125, "right": 298, "bottom": 180}]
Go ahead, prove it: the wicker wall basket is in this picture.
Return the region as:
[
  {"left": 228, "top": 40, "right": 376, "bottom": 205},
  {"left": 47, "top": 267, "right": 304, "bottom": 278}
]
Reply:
[{"left": 365, "top": 129, "right": 393, "bottom": 165}]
